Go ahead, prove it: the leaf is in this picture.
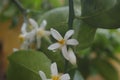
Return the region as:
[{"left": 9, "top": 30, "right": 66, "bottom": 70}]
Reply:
[
  {"left": 80, "top": 0, "right": 120, "bottom": 29},
  {"left": 93, "top": 59, "right": 119, "bottom": 80},
  {"left": 77, "top": 57, "right": 91, "bottom": 79},
  {"left": 73, "top": 20, "right": 97, "bottom": 51},
  {"left": 73, "top": 70, "right": 84, "bottom": 80},
  {"left": 38, "top": 7, "right": 69, "bottom": 36},
  {"left": 7, "top": 50, "right": 51, "bottom": 80}
]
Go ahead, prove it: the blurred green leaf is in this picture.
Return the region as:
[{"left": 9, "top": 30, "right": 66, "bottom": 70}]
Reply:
[
  {"left": 7, "top": 50, "right": 51, "bottom": 80},
  {"left": 77, "top": 57, "right": 91, "bottom": 79},
  {"left": 93, "top": 59, "right": 119, "bottom": 80},
  {"left": 49, "top": 0, "right": 63, "bottom": 7},
  {"left": 81, "top": 0, "right": 120, "bottom": 29},
  {"left": 74, "top": 20, "right": 97, "bottom": 51}
]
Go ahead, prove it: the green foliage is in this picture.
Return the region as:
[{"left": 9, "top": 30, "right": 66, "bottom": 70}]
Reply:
[
  {"left": 93, "top": 59, "right": 118, "bottom": 80},
  {"left": 4, "top": 0, "right": 120, "bottom": 80},
  {"left": 81, "top": 0, "right": 120, "bottom": 28},
  {"left": 7, "top": 50, "right": 51, "bottom": 80}
]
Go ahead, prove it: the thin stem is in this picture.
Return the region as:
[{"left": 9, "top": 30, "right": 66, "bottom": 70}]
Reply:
[
  {"left": 64, "top": 59, "right": 68, "bottom": 73},
  {"left": 11, "top": 0, "right": 26, "bottom": 13},
  {"left": 68, "top": 0, "right": 75, "bottom": 29},
  {"left": 11, "top": 0, "right": 28, "bottom": 22}
]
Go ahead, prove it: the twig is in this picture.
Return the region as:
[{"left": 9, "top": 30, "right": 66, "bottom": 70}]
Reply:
[
  {"left": 11, "top": 0, "right": 28, "bottom": 22},
  {"left": 68, "top": 0, "right": 75, "bottom": 29}
]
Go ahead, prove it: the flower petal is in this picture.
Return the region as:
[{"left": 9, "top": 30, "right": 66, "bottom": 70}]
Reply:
[
  {"left": 51, "top": 28, "right": 63, "bottom": 41},
  {"left": 66, "top": 39, "right": 79, "bottom": 45},
  {"left": 40, "top": 20, "right": 47, "bottom": 29},
  {"left": 48, "top": 43, "right": 61, "bottom": 50},
  {"left": 51, "top": 62, "right": 58, "bottom": 76},
  {"left": 29, "top": 18, "right": 38, "bottom": 28},
  {"left": 61, "top": 45, "right": 69, "bottom": 60},
  {"left": 39, "top": 71, "right": 47, "bottom": 80},
  {"left": 64, "top": 30, "right": 74, "bottom": 40},
  {"left": 60, "top": 74, "right": 70, "bottom": 80},
  {"left": 68, "top": 48, "right": 76, "bottom": 65},
  {"left": 21, "top": 23, "right": 27, "bottom": 34}
]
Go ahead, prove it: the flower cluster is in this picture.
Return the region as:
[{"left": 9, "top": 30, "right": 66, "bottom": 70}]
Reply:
[
  {"left": 18, "top": 18, "right": 50, "bottom": 49},
  {"left": 16, "top": 18, "right": 80, "bottom": 79}
]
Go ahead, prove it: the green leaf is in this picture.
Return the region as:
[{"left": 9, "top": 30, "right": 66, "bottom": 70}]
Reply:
[
  {"left": 7, "top": 50, "right": 51, "bottom": 80},
  {"left": 93, "top": 59, "right": 119, "bottom": 80},
  {"left": 77, "top": 57, "right": 91, "bottom": 79},
  {"left": 74, "top": 20, "right": 97, "bottom": 51},
  {"left": 38, "top": 7, "right": 69, "bottom": 36},
  {"left": 81, "top": 0, "right": 120, "bottom": 29},
  {"left": 73, "top": 70, "right": 84, "bottom": 80}
]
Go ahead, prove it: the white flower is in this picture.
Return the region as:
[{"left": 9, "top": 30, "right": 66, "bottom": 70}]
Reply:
[
  {"left": 19, "top": 18, "right": 38, "bottom": 49},
  {"left": 68, "top": 48, "right": 76, "bottom": 65},
  {"left": 36, "top": 20, "right": 50, "bottom": 49},
  {"left": 39, "top": 62, "right": 70, "bottom": 80},
  {"left": 48, "top": 28, "right": 79, "bottom": 60}
]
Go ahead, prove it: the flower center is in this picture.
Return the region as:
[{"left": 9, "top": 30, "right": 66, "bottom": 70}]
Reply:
[
  {"left": 37, "top": 29, "right": 45, "bottom": 36},
  {"left": 58, "top": 39, "right": 65, "bottom": 45},
  {"left": 52, "top": 76, "right": 60, "bottom": 80},
  {"left": 19, "top": 35, "right": 25, "bottom": 43}
]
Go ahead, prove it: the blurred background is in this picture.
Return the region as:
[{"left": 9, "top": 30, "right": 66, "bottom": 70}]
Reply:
[{"left": 0, "top": 0, "right": 120, "bottom": 80}]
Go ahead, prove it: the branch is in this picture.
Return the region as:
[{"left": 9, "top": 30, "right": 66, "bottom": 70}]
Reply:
[
  {"left": 68, "top": 0, "right": 75, "bottom": 29},
  {"left": 11, "top": 0, "right": 28, "bottom": 21}
]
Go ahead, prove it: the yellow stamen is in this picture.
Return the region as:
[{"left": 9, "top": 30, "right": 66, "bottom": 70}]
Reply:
[
  {"left": 52, "top": 76, "right": 60, "bottom": 80},
  {"left": 19, "top": 35, "right": 25, "bottom": 43},
  {"left": 37, "top": 29, "right": 45, "bottom": 36},
  {"left": 58, "top": 39, "right": 65, "bottom": 45}
]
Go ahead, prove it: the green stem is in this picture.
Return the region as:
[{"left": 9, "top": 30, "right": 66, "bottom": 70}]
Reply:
[
  {"left": 11, "top": 0, "right": 28, "bottom": 22},
  {"left": 68, "top": 0, "right": 75, "bottom": 29}
]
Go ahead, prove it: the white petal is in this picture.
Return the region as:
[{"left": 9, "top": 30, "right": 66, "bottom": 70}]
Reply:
[
  {"left": 39, "top": 71, "right": 47, "bottom": 80},
  {"left": 68, "top": 48, "right": 76, "bottom": 65},
  {"left": 60, "top": 74, "right": 70, "bottom": 80},
  {"left": 64, "top": 30, "right": 74, "bottom": 40},
  {"left": 61, "top": 45, "right": 69, "bottom": 60},
  {"left": 51, "top": 28, "right": 63, "bottom": 41},
  {"left": 29, "top": 18, "right": 38, "bottom": 29},
  {"left": 66, "top": 39, "right": 79, "bottom": 45},
  {"left": 48, "top": 43, "right": 61, "bottom": 50},
  {"left": 21, "top": 23, "right": 27, "bottom": 34},
  {"left": 51, "top": 62, "right": 58, "bottom": 76},
  {"left": 40, "top": 20, "right": 47, "bottom": 29},
  {"left": 36, "top": 37, "right": 41, "bottom": 49}
]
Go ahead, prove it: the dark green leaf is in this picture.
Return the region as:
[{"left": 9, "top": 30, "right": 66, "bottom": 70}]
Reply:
[
  {"left": 81, "top": 0, "right": 120, "bottom": 29},
  {"left": 74, "top": 20, "right": 97, "bottom": 51},
  {"left": 93, "top": 59, "right": 119, "bottom": 80}
]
